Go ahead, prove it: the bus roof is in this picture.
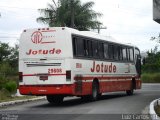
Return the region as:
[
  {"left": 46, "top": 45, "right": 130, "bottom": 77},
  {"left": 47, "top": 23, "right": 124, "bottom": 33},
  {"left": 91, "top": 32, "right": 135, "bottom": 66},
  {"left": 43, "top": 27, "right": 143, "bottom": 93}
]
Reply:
[
  {"left": 23, "top": 27, "right": 137, "bottom": 48},
  {"left": 60, "top": 27, "right": 137, "bottom": 48}
]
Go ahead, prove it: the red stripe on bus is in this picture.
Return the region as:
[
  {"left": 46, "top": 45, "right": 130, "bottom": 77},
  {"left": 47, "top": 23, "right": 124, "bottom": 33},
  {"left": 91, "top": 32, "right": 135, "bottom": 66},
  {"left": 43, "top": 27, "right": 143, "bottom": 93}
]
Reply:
[
  {"left": 23, "top": 74, "right": 66, "bottom": 77},
  {"left": 74, "top": 76, "right": 139, "bottom": 80},
  {"left": 19, "top": 84, "right": 73, "bottom": 95},
  {"left": 19, "top": 79, "right": 141, "bottom": 96}
]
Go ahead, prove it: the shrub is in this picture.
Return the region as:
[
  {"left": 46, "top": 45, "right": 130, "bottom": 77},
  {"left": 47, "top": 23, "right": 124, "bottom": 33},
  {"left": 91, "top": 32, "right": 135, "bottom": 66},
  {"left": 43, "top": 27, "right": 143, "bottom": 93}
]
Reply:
[
  {"left": 0, "top": 89, "right": 11, "bottom": 100},
  {"left": 4, "top": 81, "right": 17, "bottom": 94},
  {"left": 141, "top": 73, "right": 160, "bottom": 83},
  {"left": 0, "top": 75, "right": 7, "bottom": 90},
  {"left": 142, "top": 64, "right": 160, "bottom": 73}
]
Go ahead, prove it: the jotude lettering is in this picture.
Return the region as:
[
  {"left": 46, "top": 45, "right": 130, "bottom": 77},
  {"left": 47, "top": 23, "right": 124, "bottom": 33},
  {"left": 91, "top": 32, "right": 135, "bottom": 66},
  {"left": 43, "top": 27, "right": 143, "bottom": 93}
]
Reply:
[
  {"left": 90, "top": 61, "right": 117, "bottom": 73},
  {"left": 26, "top": 48, "right": 61, "bottom": 55}
]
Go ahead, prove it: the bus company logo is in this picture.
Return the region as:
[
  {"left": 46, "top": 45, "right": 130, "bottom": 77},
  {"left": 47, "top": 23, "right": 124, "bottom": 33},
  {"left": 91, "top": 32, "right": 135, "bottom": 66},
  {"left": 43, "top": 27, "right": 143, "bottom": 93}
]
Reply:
[
  {"left": 90, "top": 61, "right": 117, "bottom": 73},
  {"left": 31, "top": 31, "right": 56, "bottom": 44},
  {"left": 31, "top": 31, "right": 43, "bottom": 44}
]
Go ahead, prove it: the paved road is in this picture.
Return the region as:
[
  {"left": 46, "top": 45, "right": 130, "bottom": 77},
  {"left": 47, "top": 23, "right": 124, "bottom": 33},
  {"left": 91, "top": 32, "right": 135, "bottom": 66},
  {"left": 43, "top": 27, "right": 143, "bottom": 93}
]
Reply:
[{"left": 0, "top": 83, "right": 160, "bottom": 120}]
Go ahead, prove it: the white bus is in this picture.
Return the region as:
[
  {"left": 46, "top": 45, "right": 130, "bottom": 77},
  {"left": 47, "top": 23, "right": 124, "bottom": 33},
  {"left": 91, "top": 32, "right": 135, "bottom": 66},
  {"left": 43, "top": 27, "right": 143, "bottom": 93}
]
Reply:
[{"left": 19, "top": 27, "right": 141, "bottom": 103}]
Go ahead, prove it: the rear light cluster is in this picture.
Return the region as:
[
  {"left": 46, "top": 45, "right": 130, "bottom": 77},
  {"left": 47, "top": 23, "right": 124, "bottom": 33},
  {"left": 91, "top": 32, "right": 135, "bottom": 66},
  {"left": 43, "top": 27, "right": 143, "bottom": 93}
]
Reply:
[
  {"left": 66, "top": 71, "right": 71, "bottom": 81},
  {"left": 19, "top": 72, "right": 23, "bottom": 82}
]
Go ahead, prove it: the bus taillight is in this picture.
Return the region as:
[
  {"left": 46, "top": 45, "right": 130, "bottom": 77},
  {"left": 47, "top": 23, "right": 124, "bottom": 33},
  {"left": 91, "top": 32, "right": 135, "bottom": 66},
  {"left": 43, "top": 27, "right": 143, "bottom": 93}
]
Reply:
[
  {"left": 19, "top": 72, "right": 23, "bottom": 82},
  {"left": 66, "top": 70, "right": 71, "bottom": 81}
]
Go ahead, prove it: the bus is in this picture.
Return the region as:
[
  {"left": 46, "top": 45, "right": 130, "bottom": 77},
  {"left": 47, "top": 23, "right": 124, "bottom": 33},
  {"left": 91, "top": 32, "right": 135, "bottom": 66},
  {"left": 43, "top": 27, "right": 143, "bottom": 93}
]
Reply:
[{"left": 19, "top": 27, "right": 141, "bottom": 104}]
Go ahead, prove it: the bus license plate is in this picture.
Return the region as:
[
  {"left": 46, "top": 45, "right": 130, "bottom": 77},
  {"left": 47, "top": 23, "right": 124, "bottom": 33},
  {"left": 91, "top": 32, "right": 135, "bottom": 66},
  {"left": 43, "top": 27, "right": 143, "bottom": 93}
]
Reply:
[{"left": 40, "top": 76, "right": 48, "bottom": 80}]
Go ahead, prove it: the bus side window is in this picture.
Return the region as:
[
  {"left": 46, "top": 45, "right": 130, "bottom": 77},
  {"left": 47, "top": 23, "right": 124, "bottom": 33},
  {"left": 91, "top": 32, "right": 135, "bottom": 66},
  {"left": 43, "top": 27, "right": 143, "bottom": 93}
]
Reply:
[
  {"left": 127, "top": 48, "right": 130, "bottom": 61},
  {"left": 108, "top": 44, "right": 114, "bottom": 59},
  {"left": 84, "top": 39, "right": 88, "bottom": 56},
  {"left": 73, "top": 37, "right": 85, "bottom": 57},
  {"left": 122, "top": 47, "right": 127, "bottom": 61},
  {"left": 87, "top": 40, "right": 93, "bottom": 57},
  {"left": 98, "top": 42, "right": 104, "bottom": 59},
  {"left": 135, "top": 48, "right": 140, "bottom": 57},
  {"left": 129, "top": 48, "right": 134, "bottom": 61},
  {"left": 72, "top": 37, "right": 77, "bottom": 56},
  {"left": 114, "top": 45, "right": 119, "bottom": 60},
  {"left": 104, "top": 43, "right": 109, "bottom": 59},
  {"left": 84, "top": 40, "right": 93, "bottom": 57},
  {"left": 135, "top": 48, "right": 140, "bottom": 63},
  {"left": 92, "top": 41, "right": 98, "bottom": 58},
  {"left": 119, "top": 46, "right": 123, "bottom": 60}
]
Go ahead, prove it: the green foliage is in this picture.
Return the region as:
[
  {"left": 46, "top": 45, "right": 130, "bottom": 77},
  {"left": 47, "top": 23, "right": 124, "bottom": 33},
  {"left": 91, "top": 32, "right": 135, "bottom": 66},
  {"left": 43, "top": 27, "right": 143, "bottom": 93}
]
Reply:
[
  {"left": 0, "top": 62, "right": 14, "bottom": 75},
  {"left": 0, "top": 89, "right": 11, "bottom": 100},
  {"left": 141, "top": 73, "right": 160, "bottom": 83},
  {"left": 142, "top": 64, "right": 160, "bottom": 73},
  {"left": 37, "top": 0, "right": 102, "bottom": 30},
  {"left": 0, "top": 42, "right": 18, "bottom": 100},
  {"left": 142, "top": 47, "right": 160, "bottom": 73},
  {"left": 4, "top": 81, "right": 17, "bottom": 93},
  {"left": 0, "top": 75, "right": 7, "bottom": 90},
  {"left": 0, "top": 42, "right": 18, "bottom": 69},
  {"left": 141, "top": 45, "right": 160, "bottom": 83}
]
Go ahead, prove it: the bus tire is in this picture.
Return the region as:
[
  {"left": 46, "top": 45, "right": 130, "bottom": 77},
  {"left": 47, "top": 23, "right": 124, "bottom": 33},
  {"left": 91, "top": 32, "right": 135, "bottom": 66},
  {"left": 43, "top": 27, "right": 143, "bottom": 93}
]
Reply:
[
  {"left": 46, "top": 95, "right": 64, "bottom": 104},
  {"left": 81, "top": 95, "right": 90, "bottom": 101},
  {"left": 126, "top": 81, "right": 134, "bottom": 95},
  {"left": 90, "top": 81, "right": 99, "bottom": 101}
]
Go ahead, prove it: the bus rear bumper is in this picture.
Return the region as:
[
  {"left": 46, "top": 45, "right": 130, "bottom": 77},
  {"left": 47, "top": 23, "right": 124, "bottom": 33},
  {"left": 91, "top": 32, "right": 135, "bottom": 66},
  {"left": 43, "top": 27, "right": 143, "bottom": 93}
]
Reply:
[{"left": 19, "top": 85, "right": 74, "bottom": 96}]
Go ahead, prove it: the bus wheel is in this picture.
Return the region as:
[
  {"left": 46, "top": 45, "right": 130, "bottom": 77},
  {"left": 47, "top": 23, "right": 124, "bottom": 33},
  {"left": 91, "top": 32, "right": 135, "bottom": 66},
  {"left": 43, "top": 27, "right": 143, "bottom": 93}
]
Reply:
[
  {"left": 126, "top": 82, "right": 134, "bottom": 95},
  {"left": 90, "top": 81, "right": 99, "bottom": 101},
  {"left": 81, "top": 95, "right": 90, "bottom": 101},
  {"left": 46, "top": 95, "right": 64, "bottom": 104}
]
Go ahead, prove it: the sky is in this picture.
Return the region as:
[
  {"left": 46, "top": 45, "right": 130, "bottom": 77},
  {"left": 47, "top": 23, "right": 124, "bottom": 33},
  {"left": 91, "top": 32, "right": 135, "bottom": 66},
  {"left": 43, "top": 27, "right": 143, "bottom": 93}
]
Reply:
[{"left": 0, "top": 0, "right": 160, "bottom": 52}]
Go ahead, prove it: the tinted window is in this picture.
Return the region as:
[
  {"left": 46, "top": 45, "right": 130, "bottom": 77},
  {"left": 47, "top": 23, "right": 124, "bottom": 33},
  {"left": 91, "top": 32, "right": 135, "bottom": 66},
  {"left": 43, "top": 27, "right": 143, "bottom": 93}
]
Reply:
[
  {"left": 129, "top": 48, "right": 134, "bottom": 61},
  {"left": 98, "top": 42, "right": 104, "bottom": 59},
  {"left": 73, "top": 37, "right": 76, "bottom": 56},
  {"left": 119, "top": 46, "right": 123, "bottom": 60},
  {"left": 135, "top": 48, "right": 140, "bottom": 61},
  {"left": 104, "top": 43, "right": 109, "bottom": 59},
  {"left": 108, "top": 44, "right": 114, "bottom": 59},
  {"left": 72, "top": 35, "right": 136, "bottom": 62},
  {"left": 114, "top": 45, "right": 119, "bottom": 60},
  {"left": 122, "top": 47, "right": 127, "bottom": 61},
  {"left": 86, "top": 40, "right": 93, "bottom": 57},
  {"left": 127, "top": 48, "right": 130, "bottom": 61},
  {"left": 73, "top": 37, "right": 85, "bottom": 57},
  {"left": 92, "top": 41, "right": 98, "bottom": 58},
  {"left": 135, "top": 48, "right": 140, "bottom": 55}
]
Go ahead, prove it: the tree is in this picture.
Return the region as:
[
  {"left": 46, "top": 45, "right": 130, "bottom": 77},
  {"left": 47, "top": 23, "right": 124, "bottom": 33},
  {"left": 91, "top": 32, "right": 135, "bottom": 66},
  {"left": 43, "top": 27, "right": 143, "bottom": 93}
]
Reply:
[
  {"left": 9, "top": 44, "right": 19, "bottom": 68},
  {"left": 0, "top": 42, "right": 11, "bottom": 62},
  {"left": 0, "top": 42, "right": 18, "bottom": 68},
  {"left": 37, "top": 0, "right": 102, "bottom": 30},
  {"left": 151, "top": 33, "right": 160, "bottom": 43}
]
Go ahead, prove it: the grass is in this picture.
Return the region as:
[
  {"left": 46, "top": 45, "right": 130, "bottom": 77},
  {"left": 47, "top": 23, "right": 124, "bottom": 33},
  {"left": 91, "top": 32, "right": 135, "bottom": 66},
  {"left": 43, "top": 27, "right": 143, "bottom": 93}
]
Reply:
[
  {"left": 141, "top": 73, "right": 160, "bottom": 83},
  {"left": 0, "top": 90, "right": 37, "bottom": 103},
  {"left": 155, "top": 105, "right": 160, "bottom": 117},
  {"left": 0, "top": 96, "right": 37, "bottom": 103}
]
